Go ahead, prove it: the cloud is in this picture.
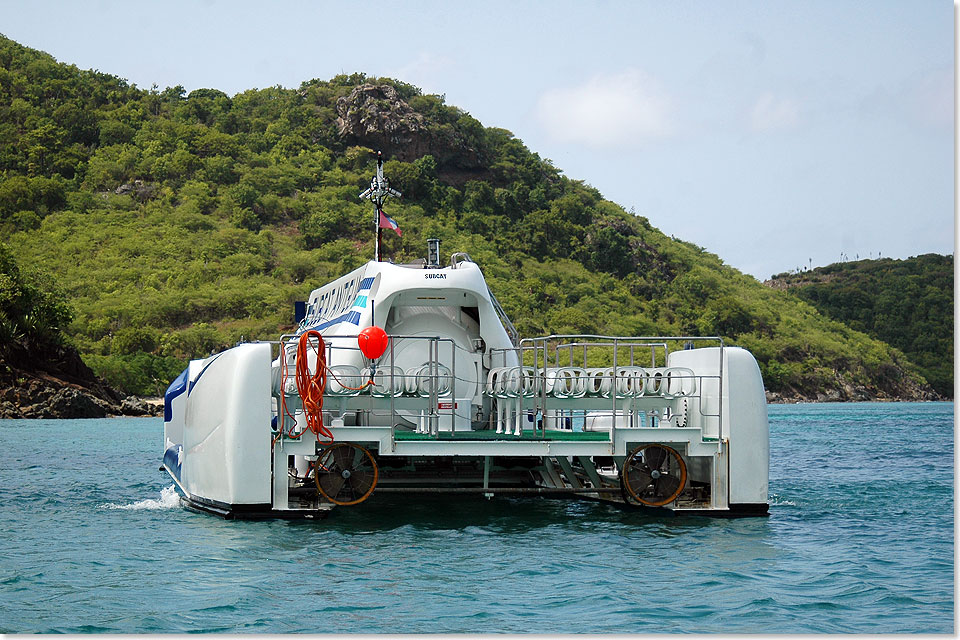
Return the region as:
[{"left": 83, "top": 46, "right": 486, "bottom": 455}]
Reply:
[
  {"left": 535, "top": 69, "right": 674, "bottom": 148},
  {"left": 750, "top": 92, "right": 800, "bottom": 131}
]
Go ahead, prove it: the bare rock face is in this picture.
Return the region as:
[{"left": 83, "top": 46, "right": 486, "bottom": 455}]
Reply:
[
  {"left": 0, "top": 339, "right": 147, "bottom": 418},
  {"left": 120, "top": 396, "right": 151, "bottom": 416},
  {"left": 114, "top": 179, "right": 157, "bottom": 202},
  {"left": 764, "top": 368, "right": 939, "bottom": 404},
  {"left": 45, "top": 387, "right": 111, "bottom": 418},
  {"left": 336, "top": 84, "right": 427, "bottom": 160},
  {"left": 335, "top": 83, "right": 483, "bottom": 170},
  {"left": 0, "top": 365, "right": 166, "bottom": 418},
  {"left": 0, "top": 378, "right": 113, "bottom": 418}
]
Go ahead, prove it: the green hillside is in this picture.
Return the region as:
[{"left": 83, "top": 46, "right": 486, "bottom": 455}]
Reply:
[
  {"left": 0, "top": 241, "right": 127, "bottom": 417},
  {"left": 0, "top": 242, "right": 71, "bottom": 366},
  {"left": 767, "top": 255, "right": 953, "bottom": 397},
  {"left": 0, "top": 35, "right": 937, "bottom": 401}
]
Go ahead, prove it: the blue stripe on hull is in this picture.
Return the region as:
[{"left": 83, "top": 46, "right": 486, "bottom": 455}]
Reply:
[
  {"left": 163, "top": 367, "right": 189, "bottom": 422},
  {"left": 163, "top": 444, "right": 182, "bottom": 482},
  {"left": 300, "top": 309, "right": 363, "bottom": 333}
]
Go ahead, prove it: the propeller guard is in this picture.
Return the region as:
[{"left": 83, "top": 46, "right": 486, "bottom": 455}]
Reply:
[{"left": 620, "top": 443, "right": 687, "bottom": 507}]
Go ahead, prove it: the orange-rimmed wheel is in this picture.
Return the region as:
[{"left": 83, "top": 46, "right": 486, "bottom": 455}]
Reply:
[
  {"left": 621, "top": 444, "right": 687, "bottom": 507},
  {"left": 314, "top": 443, "right": 379, "bottom": 506}
]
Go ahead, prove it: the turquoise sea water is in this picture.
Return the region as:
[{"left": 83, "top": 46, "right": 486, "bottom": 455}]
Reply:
[{"left": 0, "top": 402, "right": 953, "bottom": 633}]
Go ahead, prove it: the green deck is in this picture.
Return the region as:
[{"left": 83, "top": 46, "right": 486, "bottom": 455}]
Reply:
[{"left": 393, "top": 428, "right": 610, "bottom": 442}]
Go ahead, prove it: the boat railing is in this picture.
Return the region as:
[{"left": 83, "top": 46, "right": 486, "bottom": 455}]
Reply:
[
  {"left": 266, "top": 332, "right": 725, "bottom": 446},
  {"left": 489, "top": 335, "right": 725, "bottom": 442},
  {"left": 271, "top": 333, "right": 465, "bottom": 440}
]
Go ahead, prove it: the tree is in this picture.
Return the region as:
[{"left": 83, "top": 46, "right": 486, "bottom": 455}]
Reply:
[
  {"left": 0, "top": 243, "right": 72, "bottom": 361},
  {"left": 588, "top": 226, "right": 632, "bottom": 277}
]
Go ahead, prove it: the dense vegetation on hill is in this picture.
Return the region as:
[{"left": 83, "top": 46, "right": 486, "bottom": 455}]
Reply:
[
  {"left": 767, "top": 255, "right": 953, "bottom": 397},
  {"left": 0, "top": 241, "right": 127, "bottom": 417},
  {"left": 0, "top": 242, "right": 70, "bottom": 365},
  {"left": 0, "top": 35, "right": 938, "bottom": 400}
]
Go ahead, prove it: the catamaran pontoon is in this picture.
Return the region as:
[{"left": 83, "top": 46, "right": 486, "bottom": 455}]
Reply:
[{"left": 162, "top": 153, "right": 769, "bottom": 519}]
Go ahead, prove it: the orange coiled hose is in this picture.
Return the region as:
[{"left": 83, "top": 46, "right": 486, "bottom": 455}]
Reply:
[
  {"left": 275, "top": 331, "right": 377, "bottom": 445},
  {"left": 295, "top": 330, "right": 333, "bottom": 444}
]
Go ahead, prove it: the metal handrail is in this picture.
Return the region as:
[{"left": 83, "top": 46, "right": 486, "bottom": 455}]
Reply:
[
  {"left": 273, "top": 332, "right": 727, "bottom": 444},
  {"left": 272, "top": 333, "right": 467, "bottom": 439},
  {"left": 498, "top": 334, "right": 726, "bottom": 443}
]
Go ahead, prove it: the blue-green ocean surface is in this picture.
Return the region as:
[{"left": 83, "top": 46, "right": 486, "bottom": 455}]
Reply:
[{"left": 0, "top": 402, "right": 953, "bottom": 633}]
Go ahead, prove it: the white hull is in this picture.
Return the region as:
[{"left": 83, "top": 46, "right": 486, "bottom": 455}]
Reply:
[{"left": 163, "top": 255, "right": 769, "bottom": 519}]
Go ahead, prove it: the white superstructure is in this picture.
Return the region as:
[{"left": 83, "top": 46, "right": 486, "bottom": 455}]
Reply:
[{"left": 161, "top": 157, "right": 770, "bottom": 519}]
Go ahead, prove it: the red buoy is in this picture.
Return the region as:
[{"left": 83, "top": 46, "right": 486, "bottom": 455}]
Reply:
[{"left": 357, "top": 326, "right": 389, "bottom": 360}]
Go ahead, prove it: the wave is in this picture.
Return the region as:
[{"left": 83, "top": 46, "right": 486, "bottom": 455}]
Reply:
[{"left": 100, "top": 485, "right": 181, "bottom": 510}]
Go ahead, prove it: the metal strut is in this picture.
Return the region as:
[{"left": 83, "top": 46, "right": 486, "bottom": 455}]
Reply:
[{"left": 358, "top": 150, "right": 402, "bottom": 262}]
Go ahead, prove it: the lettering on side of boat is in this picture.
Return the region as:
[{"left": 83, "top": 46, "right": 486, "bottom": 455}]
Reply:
[
  {"left": 302, "top": 272, "right": 376, "bottom": 329},
  {"left": 425, "top": 273, "right": 446, "bottom": 279}
]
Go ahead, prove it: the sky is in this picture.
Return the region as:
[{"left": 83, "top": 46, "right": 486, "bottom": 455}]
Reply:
[{"left": 3, "top": 0, "right": 954, "bottom": 279}]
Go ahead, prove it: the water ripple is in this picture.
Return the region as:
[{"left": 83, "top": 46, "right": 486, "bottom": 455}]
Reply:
[{"left": 0, "top": 406, "right": 954, "bottom": 633}]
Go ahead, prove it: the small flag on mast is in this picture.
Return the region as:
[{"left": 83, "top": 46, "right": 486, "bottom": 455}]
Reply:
[
  {"left": 379, "top": 209, "right": 402, "bottom": 236},
  {"left": 359, "top": 150, "right": 402, "bottom": 261}
]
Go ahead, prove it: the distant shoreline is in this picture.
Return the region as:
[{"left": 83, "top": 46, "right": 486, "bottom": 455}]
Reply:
[
  {"left": 766, "top": 397, "right": 950, "bottom": 404},
  {"left": 765, "top": 392, "right": 946, "bottom": 404},
  {"left": 2, "top": 388, "right": 948, "bottom": 421}
]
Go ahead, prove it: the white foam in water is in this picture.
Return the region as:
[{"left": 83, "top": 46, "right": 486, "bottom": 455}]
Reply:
[{"left": 102, "top": 485, "right": 181, "bottom": 511}]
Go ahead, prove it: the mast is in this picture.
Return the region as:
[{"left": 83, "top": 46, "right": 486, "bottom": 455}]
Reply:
[{"left": 358, "top": 150, "right": 401, "bottom": 262}]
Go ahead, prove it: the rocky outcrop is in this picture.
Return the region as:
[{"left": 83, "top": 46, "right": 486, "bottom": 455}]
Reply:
[
  {"left": 336, "top": 84, "right": 429, "bottom": 160},
  {"left": 765, "top": 370, "right": 940, "bottom": 404},
  {"left": 335, "top": 83, "right": 486, "bottom": 174},
  {"left": 114, "top": 179, "right": 157, "bottom": 201},
  {"left": 0, "top": 343, "right": 163, "bottom": 419},
  {"left": 0, "top": 374, "right": 164, "bottom": 418},
  {"left": 0, "top": 376, "right": 113, "bottom": 418},
  {"left": 120, "top": 395, "right": 164, "bottom": 416}
]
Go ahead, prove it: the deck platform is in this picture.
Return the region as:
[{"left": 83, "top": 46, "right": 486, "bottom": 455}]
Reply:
[{"left": 393, "top": 428, "right": 610, "bottom": 442}]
